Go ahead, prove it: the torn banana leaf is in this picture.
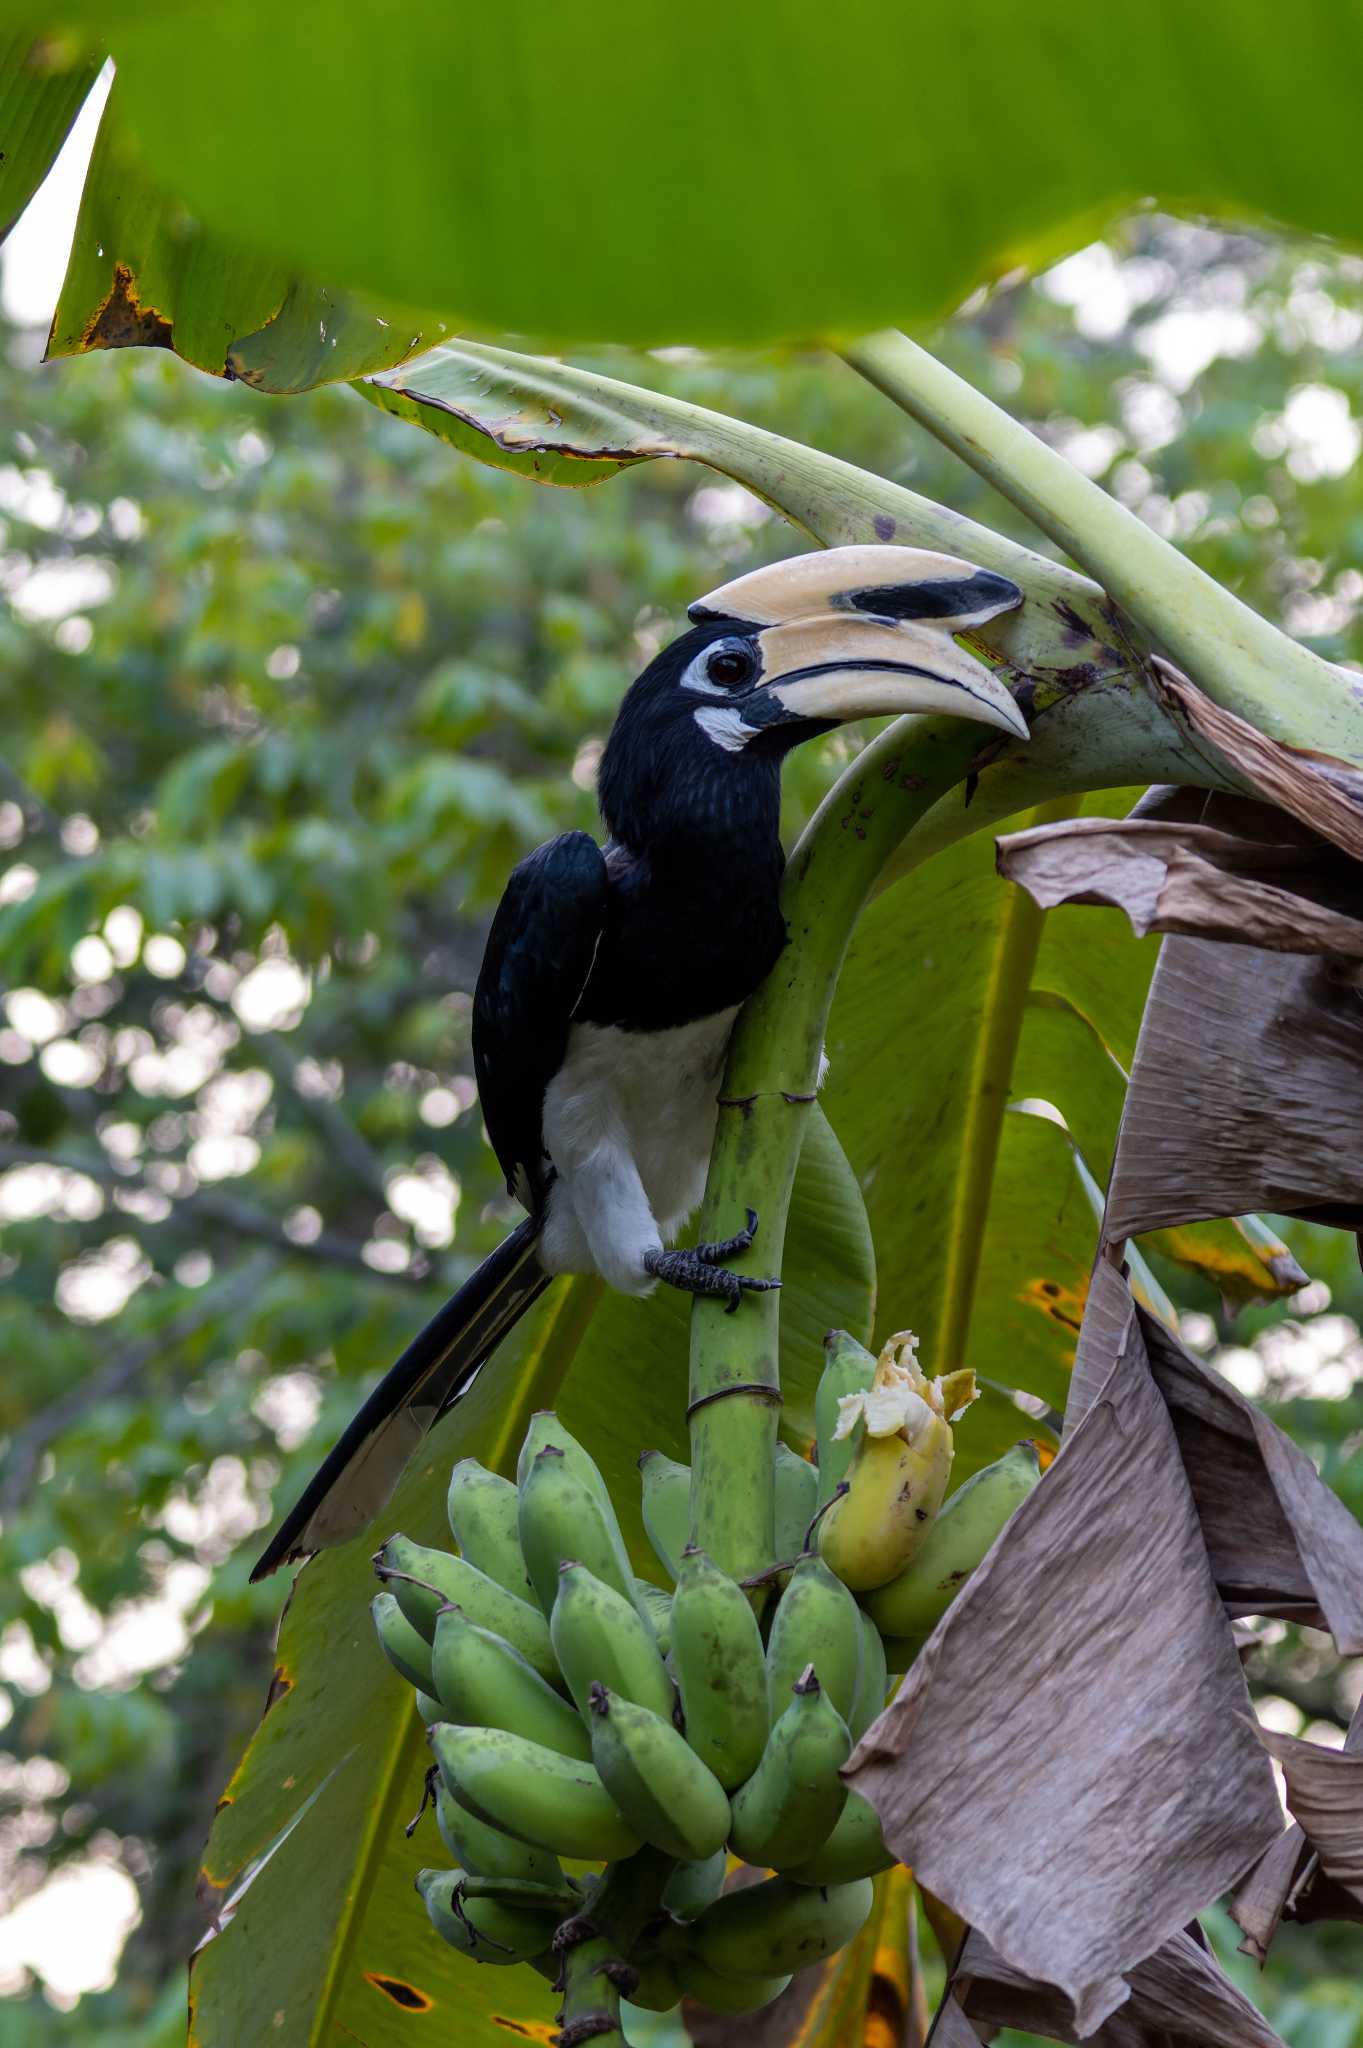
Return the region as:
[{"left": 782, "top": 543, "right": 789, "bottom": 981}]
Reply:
[
  {"left": 845, "top": 1268, "right": 1281, "bottom": 2037},
  {"left": 1234, "top": 1700, "right": 1363, "bottom": 1960},
  {"left": 0, "top": 32, "right": 103, "bottom": 242},
  {"left": 946, "top": 1924, "right": 1287, "bottom": 2046},
  {"left": 49, "top": 85, "right": 444, "bottom": 390},
  {"left": 1069, "top": 1261, "right": 1363, "bottom": 1649},
  {"left": 996, "top": 802, "right": 1363, "bottom": 957},
  {"left": 1257, "top": 1722, "right": 1363, "bottom": 1912}
]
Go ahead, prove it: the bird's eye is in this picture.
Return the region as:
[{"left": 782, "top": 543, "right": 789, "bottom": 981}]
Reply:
[{"left": 705, "top": 645, "right": 755, "bottom": 688}]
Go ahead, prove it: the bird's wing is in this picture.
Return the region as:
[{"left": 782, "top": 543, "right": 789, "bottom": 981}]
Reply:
[{"left": 472, "top": 830, "right": 610, "bottom": 1211}]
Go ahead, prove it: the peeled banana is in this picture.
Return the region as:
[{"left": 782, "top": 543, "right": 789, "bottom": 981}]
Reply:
[{"left": 818, "top": 1331, "right": 976, "bottom": 1590}]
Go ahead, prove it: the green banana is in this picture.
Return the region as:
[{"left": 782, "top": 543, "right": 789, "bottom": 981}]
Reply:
[
  {"left": 416, "top": 1866, "right": 558, "bottom": 1964},
  {"left": 625, "top": 1951, "right": 683, "bottom": 2012},
  {"left": 434, "top": 1781, "right": 564, "bottom": 1887},
  {"left": 550, "top": 1562, "right": 675, "bottom": 1722},
  {"left": 587, "top": 1684, "right": 732, "bottom": 1861},
  {"left": 372, "top": 1590, "right": 434, "bottom": 1693},
  {"left": 781, "top": 1791, "right": 895, "bottom": 1886},
  {"left": 457, "top": 1870, "right": 582, "bottom": 1914},
  {"left": 633, "top": 1576, "right": 674, "bottom": 1656},
  {"left": 431, "top": 1606, "right": 591, "bottom": 1760},
  {"left": 671, "top": 1952, "right": 792, "bottom": 2015},
  {"left": 863, "top": 1440, "right": 1043, "bottom": 1639},
  {"left": 430, "top": 1722, "right": 642, "bottom": 1861},
  {"left": 518, "top": 1445, "right": 644, "bottom": 1623},
  {"left": 446, "top": 1459, "right": 534, "bottom": 1601},
  {"left": 415, "top": 1688, "right": 445, "bottom": 1724},
  {"left": 818, "top": 1334, "right": 976, "bottom": 1590},
  {"left": 669, "top": 1546, "right": 769, "bottom": 1791},
  {"left": 661, "top": 1849, "right": 728, "bottom": 1921},
  {"left": 848, "top": 1608, "right": 889, "bottom": 1742},
  {"left": 773, "top": 1441, "right": 819, "bottom": 1561},
  {"left": 373, "top": 1534, "right": 557, "bottom": 1681},
  {"left": 639, "top": 1448, "right": 691, "bottom": 1577},
  {"left": 728, "top": 1668, "right": 850, "bottom": 1871},
  {"left": 686, "top": 1874, "right": 875, "bottom": 1980},
  {"left": 814, "top": 1328, "right": 877, "bottom": 1507},
  {"left": 516, "top": 1409, "right": 612, "bottom": 1506},
  {"left": 765, "top": 1554, "right": 863, "bottom": 1723}
]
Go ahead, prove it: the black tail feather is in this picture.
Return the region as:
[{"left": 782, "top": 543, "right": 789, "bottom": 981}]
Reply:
[{"left": 250, "top": 1217, "right": 548, "bottom": 1581}]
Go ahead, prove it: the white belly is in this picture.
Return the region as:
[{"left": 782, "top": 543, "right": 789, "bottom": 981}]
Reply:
[{"left": 538, "top": 1008, "right": 739, "bottom": 1293}]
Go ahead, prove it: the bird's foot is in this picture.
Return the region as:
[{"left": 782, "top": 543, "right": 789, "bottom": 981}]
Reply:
[{"left": 644, "top": 1211, "right": 780, "bottom": 1314}]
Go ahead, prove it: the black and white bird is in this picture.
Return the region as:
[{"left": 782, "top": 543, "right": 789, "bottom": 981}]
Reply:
[{"left": 251, "top": 545, "right": 1024, "bottom": 1579}]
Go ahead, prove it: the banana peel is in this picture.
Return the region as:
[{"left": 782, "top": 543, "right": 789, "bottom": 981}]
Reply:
[{"left": 817, "top": 1331, "right": 976, "bottom": 1591}]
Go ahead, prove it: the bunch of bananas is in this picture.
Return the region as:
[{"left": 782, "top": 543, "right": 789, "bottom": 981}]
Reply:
[{"left": 372, "top": 1335, "right": 1041, "bottom": 2023}]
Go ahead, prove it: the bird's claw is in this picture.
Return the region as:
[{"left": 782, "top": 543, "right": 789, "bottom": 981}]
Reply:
[{"left": 644, "top": 1211, "right": 779, "bottom": 1312}]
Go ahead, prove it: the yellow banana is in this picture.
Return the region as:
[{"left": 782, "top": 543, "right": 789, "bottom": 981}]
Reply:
[{"left": 817, "top": 1330, "right": 976, "bottom": 1590}]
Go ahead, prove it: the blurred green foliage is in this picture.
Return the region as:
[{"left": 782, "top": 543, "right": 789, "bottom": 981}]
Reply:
[{"left": 1, "top": 211, "right": 1362, "bottom": 2039}]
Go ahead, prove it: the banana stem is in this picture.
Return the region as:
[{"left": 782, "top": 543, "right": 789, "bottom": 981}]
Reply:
[
  {"left": 552, "top": 1848, "right": 673, "bottom": 2047},
  {"left": 842, "top": 328, "right": 1363, "bottom": 769},
  {"left": 687, "top": 716, "right": 986, "bottom": 1584}
]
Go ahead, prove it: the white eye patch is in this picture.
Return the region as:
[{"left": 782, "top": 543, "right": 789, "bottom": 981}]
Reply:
[
  {"left": 678, "top": 638, "right": 759, "bottom": 696},
  {"left": 678, "top": 647, "right": 730, "bottom": 696},
  {"left": 693, "top": 704, "right": 756, "bottom": 752}
]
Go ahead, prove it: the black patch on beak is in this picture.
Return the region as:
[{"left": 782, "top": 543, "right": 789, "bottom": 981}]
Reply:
[{"left": 837, "top": 568, "right": 1021, "bottom": 623}]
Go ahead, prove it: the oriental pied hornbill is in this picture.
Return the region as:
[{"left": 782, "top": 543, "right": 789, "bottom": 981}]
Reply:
[{"left": 251, "top": 545, "right": 1025, "bottom": 1579}]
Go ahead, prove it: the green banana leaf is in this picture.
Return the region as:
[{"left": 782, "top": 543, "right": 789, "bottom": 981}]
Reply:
[
  {"left": 0, "top": 31, "right": 102, "bottom": 242},
  {"left": 48, "top": 86, "right": 444, "bottom": 389},
  {"left": 826, "top": 790, "right": 1300, "bottom": 1489},
  {"left": 190, "top": 1109, "right": 873, "bottom": 2045},
  {"left": 18, "top": 2, "right": 1363, "bottom": 344}
]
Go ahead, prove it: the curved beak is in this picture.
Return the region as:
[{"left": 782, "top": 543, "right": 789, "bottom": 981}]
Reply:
[{"left": 691, "top": 544, "right": 1029, "bottom": 741}]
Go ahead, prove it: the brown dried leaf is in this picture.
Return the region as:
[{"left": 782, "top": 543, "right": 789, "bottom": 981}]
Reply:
[
  {"left": 845, "top": 1296, "right": 1281, "bottom": 2035},
  {"left": 1230, "top": 1820, "right": 1316, "bottom": 1965},
  {"left": 995, "top": 814, "right": 1363, "bottom": 955},
  {"left": 1232, "top": 1698, "right": 1363, "bottom": 1959},
  {"left": 1099, "top": 934, "right": 1363, "bottom": 1240},
  {"left": 951, "top": 1925, "right": 1287, "bottom": 2046},
  {"left": 1152, "top": 656, "right": 1363, "bottom": 862},
  {"left": 929, "top": 1992, "right": 989, "bottom": 2044},
  {"left": 1069, "top": 1261, "right": 1363, "bottom": 1650},
  {"left": 1257, "top": 1725, "right": 1363, "bottom": 1908}
]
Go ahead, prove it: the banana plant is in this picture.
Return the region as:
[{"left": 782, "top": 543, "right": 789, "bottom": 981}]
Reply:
[
  {"left": 175, "top": 332, "right": 1349, "bottom": 2044},
  {"left": 11, "top": 33, "right": 1363, "bottom": 2045}
]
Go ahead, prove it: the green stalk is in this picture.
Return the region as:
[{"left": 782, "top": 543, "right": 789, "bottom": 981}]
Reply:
[
  {"left": 552, "top": 1848, "right": 672, "bottom": 2047},
  {"left": 687, "top": 715, "right": 986, "bottom": 1583},
  {"left": 843, "top": 328, "right": 1363, "bottom": 769}
]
